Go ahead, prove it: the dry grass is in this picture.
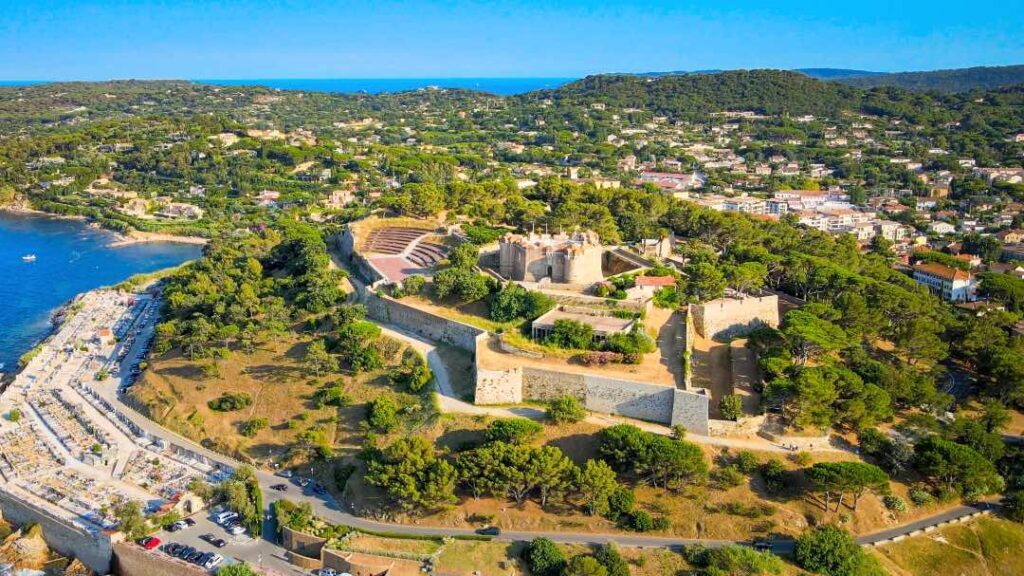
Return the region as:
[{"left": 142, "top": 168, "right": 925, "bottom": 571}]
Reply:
[
  {"left": 343, "top": 534, "right": 443, "bottom": 556},
  {"left": 130, "top": 333, "right": 421, "bottom": 467},
  {"left": 870, "top": 517, "right": 1024, "bottom": 576}
]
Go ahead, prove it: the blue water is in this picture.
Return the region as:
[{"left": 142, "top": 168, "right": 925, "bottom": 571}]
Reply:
[
  {"left": 0, "top": 212, "right": 202, "bottom": 371},
  {"left": 197, "top": 77, "right": 574, "bottom": 95}
]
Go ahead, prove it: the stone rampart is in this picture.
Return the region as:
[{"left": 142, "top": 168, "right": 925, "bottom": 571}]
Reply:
[
  {"left": 476, "top": 365, "right": 710, "bottom": 433},
  {"left": 113, "top": 540, "right": 209, "bottom": 576},
  {"left": 365, "top": 293, "right": 485, "bottom": 353},
  {"left": 691, "top": 295, "right": 779, "bottom": 340},
  {"left": 0, "top": 490, "right": 113, "bottom": 574}
]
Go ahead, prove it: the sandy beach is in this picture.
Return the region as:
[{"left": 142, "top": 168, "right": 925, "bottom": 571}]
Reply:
[{"left": 107, "top": 229, "right": 209, "bottom": 248}]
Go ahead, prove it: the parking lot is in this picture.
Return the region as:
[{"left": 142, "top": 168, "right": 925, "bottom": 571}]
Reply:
[{"left": 146, "top": 510, "right": 301, "bottom": 575}]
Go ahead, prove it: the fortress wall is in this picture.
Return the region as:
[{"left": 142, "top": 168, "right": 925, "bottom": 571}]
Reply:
[
  {"left": 364, "top": 293, "right": 485, "bottom": 353},
  {"left": 521, "top": 367, "right": 586, "bottom": 402},
  {"left": 691, "top": 295, "right": 779, "bottom": 340},
  {"left": 584, "top": 375, "right": 676, "bottom": 423},
  {"left": 671, "top": 389, "right": 711, "bottom": 435},
  {"left": 0, "top": 490, "right": 113, "bottom": 574},
  {"left": 475, "top": 366, "right": 711, "bottom": 432},
  {"left": 474, "top": 367, "right": 523, "bottom": 404},
  {"left": 113, "top": 541, "right": 209, "bottom": 576}
]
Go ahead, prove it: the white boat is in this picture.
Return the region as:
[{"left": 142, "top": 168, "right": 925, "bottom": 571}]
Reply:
[{"left": 21, "top": 254, "right": 37, "bottom": 262}]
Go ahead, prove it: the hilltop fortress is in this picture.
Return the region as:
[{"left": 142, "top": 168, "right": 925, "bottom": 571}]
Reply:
[{"left": 497, "top": 231, "right": 605, "bottom": 284}]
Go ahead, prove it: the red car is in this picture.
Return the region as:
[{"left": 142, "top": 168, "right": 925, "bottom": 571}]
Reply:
[{"left": 138, "top": 536, "right": 161, "bottom": 550}]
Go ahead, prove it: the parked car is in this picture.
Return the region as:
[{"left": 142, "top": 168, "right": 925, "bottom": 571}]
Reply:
[
  {"left": 271, "top": 483, "right": 288, "bottom": 491},
  {"left": 276, "top": 469, "right": 294, "bottom": 478},
  {"left": 183, "top": 517, "right": 197, "bottom": 527},
  {"left": 170, "top": 520, "right": 188, "bottom": 532},
  {"left": 137, "top": 536, "right": 161, "bottom": 550},
  {"left": 205, "top": 554, "right": 225, "bottom": 569},
  {"left": 214, "top": 511, "right": 238, "bottom": 525},
  {"left": 317, "top": 569, "right": 338, "bottom": 576},
  {"left": 475, "top": 526, "right": 501, "bottom": 536},
  {"left": 211, "top": 538, "right": 227, "bottom": 548},
  {"left": 227, "top": 524, "right": 246, "bottom": 536}
]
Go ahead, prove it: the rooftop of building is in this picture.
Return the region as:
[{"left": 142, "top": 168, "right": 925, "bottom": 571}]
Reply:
[{"left": 913, "top": 262, "right": 972, "bottom": 282}]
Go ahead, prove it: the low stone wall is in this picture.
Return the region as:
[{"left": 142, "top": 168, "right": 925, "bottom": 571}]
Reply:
[
  {"left": 691, "top": 295, "right": 779, "bottom": 340},
  {"left": 365, "top": 293, "right": 486, "bottom": 353},
  {"left": 0, "top": 489, "right": 113, "bottom": 574},
  {"left": 281, "top": 525, "right": 327, "bottom": 560},
  {"left": 113, "top": 541, "right": 209, "bottom": 576},
  {"left": 708, "top": 414, "right": 766, "bottom": 437}
]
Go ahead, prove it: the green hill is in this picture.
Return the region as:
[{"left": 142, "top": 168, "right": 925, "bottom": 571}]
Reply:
[
  {"left": 526, "top": 69, "right": 864, "bottom": 119},
  {"left": 834, "top": 64, "right": 1024, "bottom": 92}
]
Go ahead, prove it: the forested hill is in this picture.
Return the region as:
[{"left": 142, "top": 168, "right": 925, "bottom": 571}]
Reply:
[
  {"left": 525, "top": 70, "right": 864, "bottom": 119},
  {"left": 831, "top": 64, "right": 1024, "bottom": 92}
]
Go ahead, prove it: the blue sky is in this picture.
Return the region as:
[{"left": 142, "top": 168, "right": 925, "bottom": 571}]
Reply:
[{"left": 1, "top": 0, "right": 1022, "bottom": 80}]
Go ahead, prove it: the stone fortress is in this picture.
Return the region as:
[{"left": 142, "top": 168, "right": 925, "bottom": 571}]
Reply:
[
  {"left": 497, "top": 230, "right": 605, "bottom": 284},
  {"left": 339, "top": 218, "right": 786, "bottom": 439}
]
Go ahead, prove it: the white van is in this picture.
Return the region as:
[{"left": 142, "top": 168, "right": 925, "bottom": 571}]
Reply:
[{"left": 214, "top": 511, "right": 238, "bottom": 525}]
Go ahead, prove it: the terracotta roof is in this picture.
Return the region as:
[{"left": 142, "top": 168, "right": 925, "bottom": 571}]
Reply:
[
  {"left": 635, "top": 275, "right": 676, "bottom": 287},
  {"left": 913, "top": 262, "right": 971, "bottom": 282}
]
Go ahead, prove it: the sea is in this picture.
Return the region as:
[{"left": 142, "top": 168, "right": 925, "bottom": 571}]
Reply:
[
  {"left": 0, "top": 78, "right": 574, "bottom": 96},
  {"left": 0, "top": 212, "right": 202, "bottom": 372}
]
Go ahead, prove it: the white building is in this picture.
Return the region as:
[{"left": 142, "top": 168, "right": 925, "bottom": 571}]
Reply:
[{"left": 912, "top": 263, "right": 978, "bottom": 302}]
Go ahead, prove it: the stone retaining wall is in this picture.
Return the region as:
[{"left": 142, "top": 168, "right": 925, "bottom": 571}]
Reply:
[
  {"left": 0, "top": 489, "right": 113, "bottom": 574},
  {"left": 691, "top": 295, "right": 779, "bottom": 340},
  {"left": 475, "top": 365, "right": 710, "bottom": 434},
  {"left": 365, "top": 293, "right": 486, "bottom": 353},
  {"left": 113, "top": 541, "right": 209, "bottom": 576}
]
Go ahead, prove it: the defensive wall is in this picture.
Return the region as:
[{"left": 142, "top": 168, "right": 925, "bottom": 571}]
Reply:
[
  {"left": 363, "top": 292, "right": 711, "bottom": 434},
  {"left": 364, "top": 292, "right": 487, "bottom": 352},
  {"left": 113, "top": 540, "right": 210, "bottom": 576},
  {"left": 0, "top": 489, "right": 114, "bottom": 574},
  {"left": 690, "top": 294, "right": 779, "bottom": 340},
  {"left": 346, "top": 221, "right": 711, "bottom": 435},
  {"left": 474, "top": 362, "right": 710, "bottom": 435}
]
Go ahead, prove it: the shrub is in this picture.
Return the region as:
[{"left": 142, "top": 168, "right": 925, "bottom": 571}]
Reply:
[
  {"left": 1005, "top": 491, "right": 1024, "bottom": 523},
  {"left": 594, "top": 544, "right": 629, "bottom": 576},
  {"left": 626, "top": 510, "right": 654, "bottom": 532},
  {"left": 883, "top": 495, "right": 907, "bottom": 513},
  {"left": 604, "top": 487, "right": 636, "bottom": 522},
  {"left": 314, "top": 384, "right": 352, "bottom": 408},
  {"left": 548, "top": 319, "right": 594, "bottom": 349},
  {"left": 719, "top": 394, "right": 743, "bottom": 421},
  {"left": 367, "top": 396, "right": 399, "bottom": 432},
  {"left": 7, "top": 409, "right": 21, "bottom": 423},
  {"left": 759, "top": 458, "right": 787, "bottom": 492},
  {"left": 711, "top": 466, "right": 745, "bottom": 489},
  {"left": 523, "top": 538, "right": 566, "bottom": 576},
  {"left": 485, "top": 418, "right": 543, "bottom": 444},
  {"left": 578, "top": 351, "right": 625, "bottom": 366},
  {"left": 489, "top": 284, "right": 555, "bottom": 322},
  {"left": 792, "top": 451, "right": 813, "bottom": 466},
  {"left": 908, "top": 488, "right": 934, "bottom": 506},
  {"left": 401, "top": 275, "right": 425, "bottom": 296},
  {"left": 208, "top": 392, "right": 253, "bottom": 412},
  {"left": 240, "top": 418, "right": 269, "bottom": 437},
  {"left": 547, "top": 396, "right": 586, "bottom": 425},
  {"left": 735, "top": 450, "right": 759, "bottom": 474}
]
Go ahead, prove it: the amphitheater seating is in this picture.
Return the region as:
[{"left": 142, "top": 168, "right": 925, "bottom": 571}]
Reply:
[
  {"left": 364, "top": 227, "right": 431, "bottom": 254},
  {"left": 407, "top": 242, "right": 448, "bottom": 267}
]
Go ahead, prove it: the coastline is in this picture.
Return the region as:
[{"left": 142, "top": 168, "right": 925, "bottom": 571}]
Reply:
[{"left": 106, "top": 229, "right": 209, "bottom": 248}]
